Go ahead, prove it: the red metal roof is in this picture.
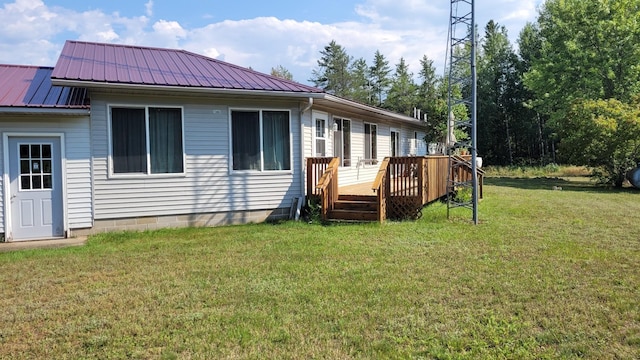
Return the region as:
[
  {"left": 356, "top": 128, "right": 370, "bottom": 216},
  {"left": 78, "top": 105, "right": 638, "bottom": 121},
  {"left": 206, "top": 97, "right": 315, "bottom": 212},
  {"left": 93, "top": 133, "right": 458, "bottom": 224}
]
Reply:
[
  {"left": 52, "top": 40, "right": 323, "bottom": 94},
  {"left": 0, "top": 65, "right": 88, "bottom": 108}
]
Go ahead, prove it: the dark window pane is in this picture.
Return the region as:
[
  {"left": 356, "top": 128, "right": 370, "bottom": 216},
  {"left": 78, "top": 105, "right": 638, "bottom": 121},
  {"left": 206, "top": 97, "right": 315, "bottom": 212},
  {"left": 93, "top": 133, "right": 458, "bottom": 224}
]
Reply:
[
  {"left": 316, "top": 139, "right": 325, "bottom": 157},
  {"left": 42, "top": 160, "right": 52, "bottom": 173},
  {"left": 371, "top": 125, "right": 377, "bottom": 160},
  {"left": 263, "top": 111, "right": 290, "bottom": 170},
  {"left": 32, "top": 175, "right": 42, "bottom": 189},
  {"left": 343, "top": 120, "right": 351, "bottom": 167},
  {"left": 149, "top": 108, "right": 184, "bottom": 174},
  {"left": 43, "top": 175, "right": 52, "bottom": 189},
  {"left": 20, "top": 160, "right": 30, "bottom": 174},
  {"left": 31, "top": 145, "right": 40, "bottom": 158},
  {"left": 21, "top": 175, "right": 30, "bottom": 190},
  {"left": 42, "top": 144, "right": 52, "bottom": 158},
  {"left": 32, "top": 160, "right": 41, "bottom": 173},
  {"left": 20, "top": 144, "right": 29, "bottom": 158},
  {"left": 232, "top": 111, "right": 260, "bottom": 170},
  {"left": 112, "top": 108, "right": 146, "bottom": 173}
]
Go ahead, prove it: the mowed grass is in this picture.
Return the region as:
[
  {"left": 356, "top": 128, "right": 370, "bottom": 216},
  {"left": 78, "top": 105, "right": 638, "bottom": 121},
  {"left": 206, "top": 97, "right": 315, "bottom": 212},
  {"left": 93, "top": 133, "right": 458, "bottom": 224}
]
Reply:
[{"left": 1, "top": 176, "right": 639, "bottom": 359}]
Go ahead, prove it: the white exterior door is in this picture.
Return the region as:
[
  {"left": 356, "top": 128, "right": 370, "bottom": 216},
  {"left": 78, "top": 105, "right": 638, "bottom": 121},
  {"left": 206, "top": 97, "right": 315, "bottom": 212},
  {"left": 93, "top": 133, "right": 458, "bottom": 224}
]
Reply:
[{"left": 8, "top": 137, "right": 64, "bottom": 240}]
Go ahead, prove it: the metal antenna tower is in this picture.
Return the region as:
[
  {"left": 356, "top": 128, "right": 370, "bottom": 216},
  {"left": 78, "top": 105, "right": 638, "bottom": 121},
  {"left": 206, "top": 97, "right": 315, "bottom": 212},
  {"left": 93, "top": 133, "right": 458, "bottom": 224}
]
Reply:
[{"left": 446, "top": 0, "right": 479, "bottom": 224}]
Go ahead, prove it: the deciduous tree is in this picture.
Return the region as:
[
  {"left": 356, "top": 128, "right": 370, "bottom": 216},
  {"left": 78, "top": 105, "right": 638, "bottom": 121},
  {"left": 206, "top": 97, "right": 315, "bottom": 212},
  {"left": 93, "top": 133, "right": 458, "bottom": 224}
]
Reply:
[{"left": 561, "top": 98, "right": 640, "bottom": 186}]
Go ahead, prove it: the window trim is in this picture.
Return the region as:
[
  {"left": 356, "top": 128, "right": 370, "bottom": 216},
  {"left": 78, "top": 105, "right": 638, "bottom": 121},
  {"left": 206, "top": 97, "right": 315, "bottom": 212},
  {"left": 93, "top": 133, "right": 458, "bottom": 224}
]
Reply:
[
  {"left": 228, "top": 107, "right": 293, "bottom": 175},
  {"left": 313, "top": 111, "right": 328, "bottom": 157},
  {"left": 107, "top": 104, "right": 186, "bottom": 178}
]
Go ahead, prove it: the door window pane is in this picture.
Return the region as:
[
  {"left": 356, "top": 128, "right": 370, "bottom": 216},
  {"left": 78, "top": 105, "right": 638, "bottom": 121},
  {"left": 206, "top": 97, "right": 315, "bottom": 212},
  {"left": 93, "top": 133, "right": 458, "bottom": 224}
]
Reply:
[
  {"left": 21, "top": 176, "right": 30, "bottom": 190},
  {"left": 18, "top": 142, "right": 53, "bottom": 190},
  {"left": 31, "top": 144, "right": 40, "bottom": 158},
  {"left": 42, "top": 144, "right": 51, "bottom": 158},
  {"left": 32, "top": 175, "right": 42, "bottom": 189},
  {"left": 43, "top": 175, "right": 52, "bottom": 189},
  {"left": 20, "top": 144, "right": 29, "bottom": 158}
]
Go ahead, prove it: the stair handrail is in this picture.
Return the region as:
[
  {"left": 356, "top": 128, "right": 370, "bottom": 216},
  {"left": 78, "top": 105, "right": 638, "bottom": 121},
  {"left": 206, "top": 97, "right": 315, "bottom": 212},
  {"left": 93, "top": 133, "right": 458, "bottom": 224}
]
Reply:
[
  {"left": 372, "top": 157, "right": 390, "bottom": 222},
  {"left": 449, "top": 155, "right": 484, "bottom": 199},
  {"left": 315, "top": 157, "right": 340, "bottom": 220},
  {"left": 306, "top": 157, "right": 334, "bottom": 199}
]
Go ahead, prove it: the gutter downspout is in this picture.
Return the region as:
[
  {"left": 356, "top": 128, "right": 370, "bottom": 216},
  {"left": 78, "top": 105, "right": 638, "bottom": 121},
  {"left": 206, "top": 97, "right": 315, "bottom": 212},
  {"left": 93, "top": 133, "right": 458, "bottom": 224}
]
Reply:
[{"left": 299, "top": 97, "right": 314, "bottom": 215}]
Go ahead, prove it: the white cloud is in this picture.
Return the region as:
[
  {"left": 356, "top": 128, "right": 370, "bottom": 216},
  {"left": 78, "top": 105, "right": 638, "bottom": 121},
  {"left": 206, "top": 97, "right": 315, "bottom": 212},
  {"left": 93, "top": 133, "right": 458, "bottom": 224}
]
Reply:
[
  {"left": 145, "top": 0, "right": 153, "bottom": 17},
  {"left": 0, "top": 0, "right": 540, "bottom": 83}
]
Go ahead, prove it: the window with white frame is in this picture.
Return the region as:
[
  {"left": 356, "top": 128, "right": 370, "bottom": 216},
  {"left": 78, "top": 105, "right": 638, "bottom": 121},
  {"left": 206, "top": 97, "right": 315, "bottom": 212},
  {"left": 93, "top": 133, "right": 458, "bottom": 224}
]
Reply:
[
  {"left": 110, "top": 106, "right": 184, "bottom": 175},
  {"left": 315, "top": 117, "right": 326, "bottom": 156},
  {"left": 333, "top": 117, "right": 351, "bottom": 167},
  {"left": 364, "top": 123, "right": 377, "bottom": 164},
  {"left": 231, "top": 109, "right": 291, "bottom": 171}
]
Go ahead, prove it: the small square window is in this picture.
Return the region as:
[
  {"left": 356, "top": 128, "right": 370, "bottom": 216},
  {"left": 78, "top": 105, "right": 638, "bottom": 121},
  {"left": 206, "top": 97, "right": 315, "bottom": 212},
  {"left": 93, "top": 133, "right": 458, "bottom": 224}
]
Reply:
[
  {"left": 20, "top": 144, "right": 29, "bottom": 158},
  {"left": 20, "top": 160, "right": 30, "bottom": 174},
  {"left": 42, "top": 144, "right": 52, "bottom": 158},
  {"left": 43, "top": 160, "right": 52, "bottom": 173},
  {"left": 31, "top": 145, "right": 40, "bottom": 158},
  {"left": 32, "top": 175, "right": 42, "bottom": 189},
  {"left": 21, "top": 176, "right": 31, "bottom": 190},
  {"left": 43, "top": 175, "right": 52, "bottom": 189}
]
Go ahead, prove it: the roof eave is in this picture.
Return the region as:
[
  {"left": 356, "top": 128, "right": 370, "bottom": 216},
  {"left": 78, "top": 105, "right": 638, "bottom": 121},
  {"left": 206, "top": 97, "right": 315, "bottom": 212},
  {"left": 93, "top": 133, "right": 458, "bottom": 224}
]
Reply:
[
  {"left": 0, "top": 107, "right": 90, "bottom": 116},
  {"left": 50, "top": 78, "right": 326, "bottom": 99},
  {"left": 320, "top": 94, "right": 424, "bottom": 124}
]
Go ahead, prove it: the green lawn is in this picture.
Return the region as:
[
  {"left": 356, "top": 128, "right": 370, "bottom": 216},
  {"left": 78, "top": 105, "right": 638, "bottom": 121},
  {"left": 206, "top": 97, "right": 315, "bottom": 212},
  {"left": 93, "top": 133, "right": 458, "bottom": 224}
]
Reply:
[{"left": 1, "top": 176, "right": 639, "bottom": 359}]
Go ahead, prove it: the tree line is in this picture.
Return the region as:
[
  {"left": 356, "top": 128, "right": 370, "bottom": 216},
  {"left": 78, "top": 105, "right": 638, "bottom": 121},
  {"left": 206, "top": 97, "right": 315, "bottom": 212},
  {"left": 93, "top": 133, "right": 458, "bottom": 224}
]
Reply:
[{"left": 271, "top": 0, "right": 640, "bottom": 186}]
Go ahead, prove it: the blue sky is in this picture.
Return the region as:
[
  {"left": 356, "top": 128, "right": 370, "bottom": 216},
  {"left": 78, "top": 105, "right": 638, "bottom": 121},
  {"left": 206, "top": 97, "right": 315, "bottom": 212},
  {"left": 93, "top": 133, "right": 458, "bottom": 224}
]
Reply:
[{"left": 0, "top": 0, "right": 543, "bottom": 85}]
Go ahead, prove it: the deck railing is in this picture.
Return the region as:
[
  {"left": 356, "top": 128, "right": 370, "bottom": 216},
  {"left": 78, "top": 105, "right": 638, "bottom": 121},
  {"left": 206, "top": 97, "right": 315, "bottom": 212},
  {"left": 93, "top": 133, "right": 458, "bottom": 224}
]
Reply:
[
  {"left": 308, "top": 155, "right": 483, "bottom": 223},
  {"left": 371, "top": 157, "right": 390, "bottom": 222},
  {"left": 306, "top": 157, "right": 335, "bottom": 200},
  {"left": 313, "top": 157, "right": 340, "bottom": 220}
]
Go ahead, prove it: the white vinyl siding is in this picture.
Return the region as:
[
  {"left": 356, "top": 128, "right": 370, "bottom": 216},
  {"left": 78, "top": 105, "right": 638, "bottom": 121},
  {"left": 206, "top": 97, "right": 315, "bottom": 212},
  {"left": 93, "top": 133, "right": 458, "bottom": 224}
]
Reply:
[
  {"left": 0, "top": 116, "right": 93, "bottom": 233},
  {"left": 90, "top": 95, "right": 302, "bottom": 220}
]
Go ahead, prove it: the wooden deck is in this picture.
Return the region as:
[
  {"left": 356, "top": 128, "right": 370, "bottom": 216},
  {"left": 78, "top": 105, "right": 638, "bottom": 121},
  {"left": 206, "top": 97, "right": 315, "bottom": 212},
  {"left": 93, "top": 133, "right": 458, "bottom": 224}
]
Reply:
[
  {"left": 339, "top": 182, "right": 377, "bottom": 196},
  {"left": 307, "top": 156, "right": 482, "bottom": 222}
]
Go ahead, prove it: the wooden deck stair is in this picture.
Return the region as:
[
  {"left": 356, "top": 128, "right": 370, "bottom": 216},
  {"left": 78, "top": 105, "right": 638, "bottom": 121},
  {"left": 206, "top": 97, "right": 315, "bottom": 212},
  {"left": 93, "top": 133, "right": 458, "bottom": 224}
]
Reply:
[
  {"left": 307, "top": 156, "right": 483, "bottom": 223},
  {"left": 328, "top": 194, "right": 378, "bottom": 221}
]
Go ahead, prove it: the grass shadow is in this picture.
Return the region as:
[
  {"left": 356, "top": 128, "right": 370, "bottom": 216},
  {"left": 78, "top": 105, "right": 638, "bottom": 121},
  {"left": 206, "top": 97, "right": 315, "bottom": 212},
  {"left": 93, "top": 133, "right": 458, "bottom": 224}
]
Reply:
[{"left": 485, "top": 176, "right": 639, "bottom": 194}]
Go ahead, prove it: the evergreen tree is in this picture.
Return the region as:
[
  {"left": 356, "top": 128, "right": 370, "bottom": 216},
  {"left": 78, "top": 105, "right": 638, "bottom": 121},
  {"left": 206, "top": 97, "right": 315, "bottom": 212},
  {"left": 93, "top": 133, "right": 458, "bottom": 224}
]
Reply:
[
  {"left": 417, "top": 55, "right": 444, "bottom": 143},
  {"left": 349, "top": 57, "right": 372, "bottom": 104},
  {"left": 310, "top": 40, "right": 353, "bottom": 97},
  {"left": 369, "top": 50, "right": 392, "bottom": 107},
  {"left": 477, "top": 20, "right": 522, "bottom": 165},
  {"left": 385, "top": 58, "right": 418, "bottom": 115}
]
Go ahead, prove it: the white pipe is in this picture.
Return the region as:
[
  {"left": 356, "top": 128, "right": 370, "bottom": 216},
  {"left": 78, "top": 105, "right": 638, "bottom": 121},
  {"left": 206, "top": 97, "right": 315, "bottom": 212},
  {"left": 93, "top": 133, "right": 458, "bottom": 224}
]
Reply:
[{"left": 299, "top": 97, "right": 313, "bottom": 209}]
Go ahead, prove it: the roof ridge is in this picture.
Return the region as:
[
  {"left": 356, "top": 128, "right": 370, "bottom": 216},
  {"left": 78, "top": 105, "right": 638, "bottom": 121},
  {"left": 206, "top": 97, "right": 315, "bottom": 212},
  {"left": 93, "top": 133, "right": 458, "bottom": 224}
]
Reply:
[
  {"left": 66, "top": 40, "right": 182, "bottom": 53},
  {"left": 177, "top": 48, "right": 322, "bottom": 91},
  {"left": 64, "top": 40, "right": 322, "bottom": 92},
  {"left": 0, "top": 64, "right": 54, "bottom": 70}
]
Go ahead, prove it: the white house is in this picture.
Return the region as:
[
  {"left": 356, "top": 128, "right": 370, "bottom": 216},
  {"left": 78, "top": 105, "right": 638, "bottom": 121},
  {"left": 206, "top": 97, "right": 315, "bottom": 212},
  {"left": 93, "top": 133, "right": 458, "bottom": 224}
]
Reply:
[{"left": 0, "top": 40, "right": 427, "bottom": 241}]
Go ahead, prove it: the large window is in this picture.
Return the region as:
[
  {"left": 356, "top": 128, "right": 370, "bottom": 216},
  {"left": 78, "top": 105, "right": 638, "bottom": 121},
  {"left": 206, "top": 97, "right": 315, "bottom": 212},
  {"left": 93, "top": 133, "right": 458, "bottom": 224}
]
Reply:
[
  {"left": 110, "top": 107, "right": 184, "bottom": 175},
  {"left": 231, "top": 110, "right": 291, "bottom": 171},
  {"left": 333, "top": 117, "right": 351, "bottom": 167},
  {"left": 364, "top": 123, "right": 377, "bottom": 164}
]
